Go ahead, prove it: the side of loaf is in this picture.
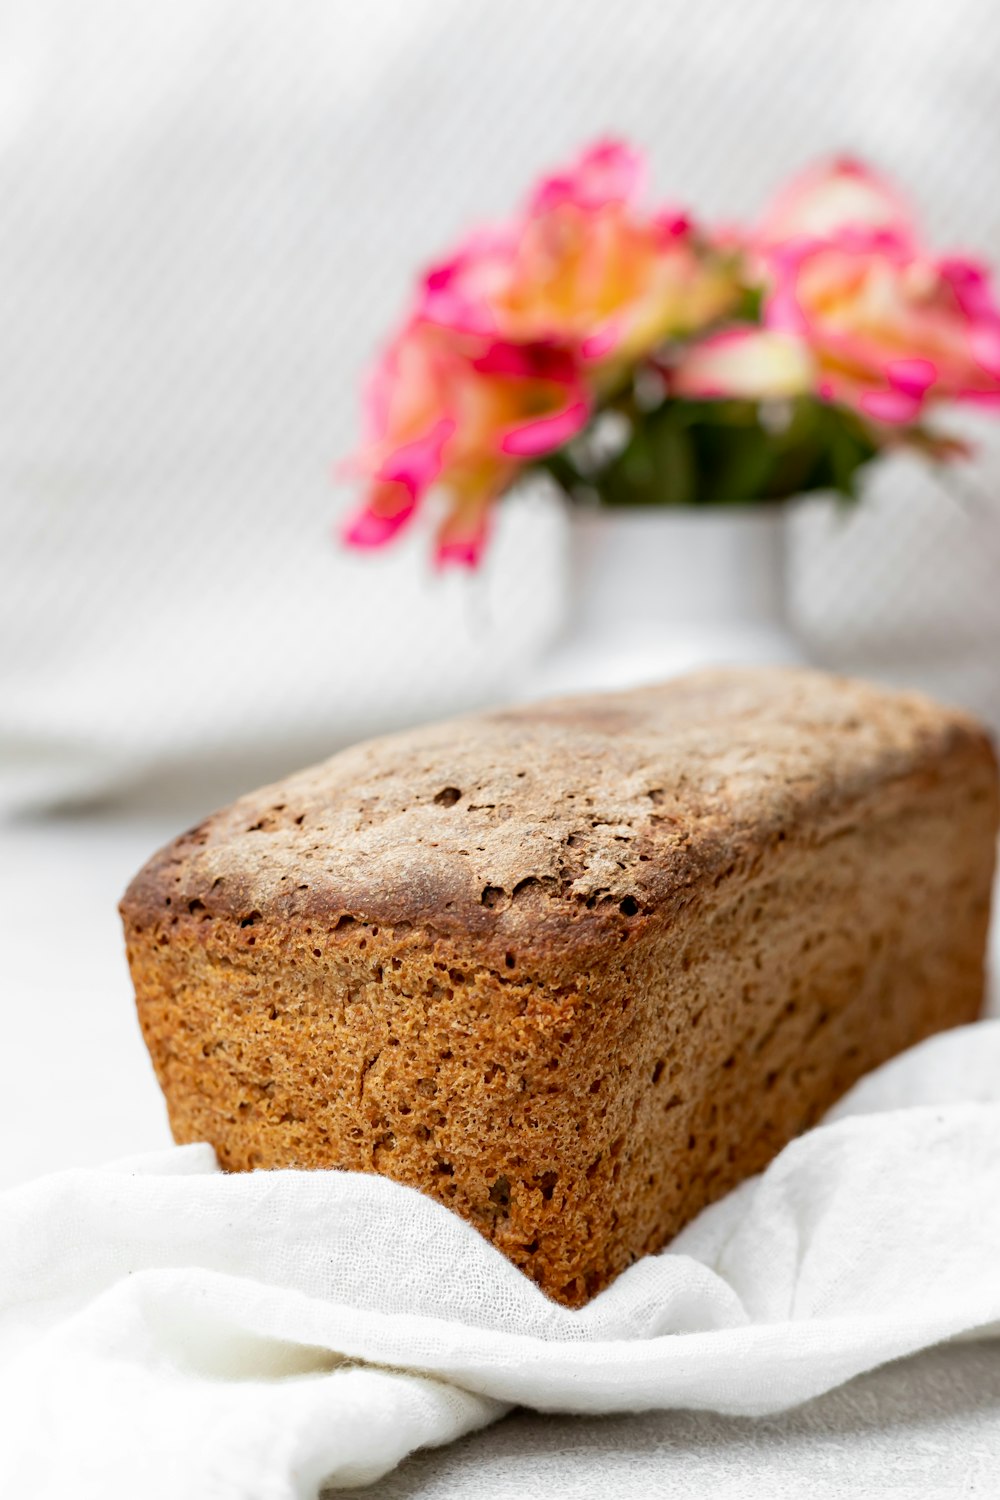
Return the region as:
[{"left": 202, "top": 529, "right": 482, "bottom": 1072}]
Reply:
[{"left": 121, "top": 669, "right": 998, "bottom": 1307}]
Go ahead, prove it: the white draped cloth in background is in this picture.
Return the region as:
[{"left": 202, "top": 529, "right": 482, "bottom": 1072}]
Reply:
[{"left": 3, "top": 1021, "right": 1000, "bottom": 1498}]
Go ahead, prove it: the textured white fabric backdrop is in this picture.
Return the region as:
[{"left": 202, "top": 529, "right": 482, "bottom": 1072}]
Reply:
[{"left": 1, "top": 0, "right": 999, "bottom": 813}]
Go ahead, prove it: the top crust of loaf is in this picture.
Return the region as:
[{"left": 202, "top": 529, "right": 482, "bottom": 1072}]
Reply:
[{"left": 121, "top": 668, "right": 996, "bottom": 972}]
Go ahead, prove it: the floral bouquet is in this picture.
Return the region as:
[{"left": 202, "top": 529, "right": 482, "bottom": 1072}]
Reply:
[{"left": 342, "top": 141, "right": 1000, "bottom": 567}]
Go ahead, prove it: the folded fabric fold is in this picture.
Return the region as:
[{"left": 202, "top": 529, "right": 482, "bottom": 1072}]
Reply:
[{"left": 3, "top": 1021, "right": 1000, "bottom": 1498}]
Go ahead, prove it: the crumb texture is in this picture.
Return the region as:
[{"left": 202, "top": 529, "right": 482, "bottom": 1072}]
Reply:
[{"left": 121, "top": 668, "right": 998, "bottom": 1305}]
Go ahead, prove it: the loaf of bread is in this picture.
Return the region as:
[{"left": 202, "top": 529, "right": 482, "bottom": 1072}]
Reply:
[{"left": 121, "top": 668, "right": 998, "bottom": 1306}]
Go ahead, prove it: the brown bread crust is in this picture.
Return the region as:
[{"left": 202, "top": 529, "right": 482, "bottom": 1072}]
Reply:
[{"left": 121, "top": 668, "right": 998, "bottom": 1306}]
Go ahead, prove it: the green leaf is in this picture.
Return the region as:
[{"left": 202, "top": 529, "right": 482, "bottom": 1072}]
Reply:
[
  {"left": 543, "top": 390, "right": 882, "bottom": 511},
  {"left": 694, "top": 422, "right": 776, "bottom": 504},
  {"left": 816, "top": 404, "right": 879, "bottom": 499},
  {"left": 645, "top": 404, "right": 695, "bottom": 505}
]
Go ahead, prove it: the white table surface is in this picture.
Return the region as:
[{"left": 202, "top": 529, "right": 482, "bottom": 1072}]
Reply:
[{"left": 3, "top": 807, "right": 999, "bottom": 1497}]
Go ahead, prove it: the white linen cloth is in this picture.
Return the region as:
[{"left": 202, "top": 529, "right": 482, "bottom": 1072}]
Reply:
[{"left": 2, "top": 1022, "right": 1000, "bottom": 1497}]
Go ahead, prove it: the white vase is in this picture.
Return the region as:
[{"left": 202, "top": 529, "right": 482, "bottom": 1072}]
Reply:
[{"left": 526, "top": 504, "right": 804, "bottom": 699}]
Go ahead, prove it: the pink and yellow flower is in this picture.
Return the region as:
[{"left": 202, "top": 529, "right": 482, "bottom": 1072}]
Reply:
[
  {"left": 756, "top": 156, "right": 915, "bottom": 251},
  {"left": 342, "top": 320, "right": 589, "bottom": 567},
  {"left": 342, "top": 144, "right": 1000, "bottom": 564},
  {"left": 421, "top": 140, "right": 737, "bottom": 380},
  {"left": 765, "top": 230, "right": 1000, "bottom": 423},
  {"left": 678, "top": 158, "right": 1000, "bottom": 424},
  {"left": 343, "top": 140, "right": 738, "bottom": 564}
]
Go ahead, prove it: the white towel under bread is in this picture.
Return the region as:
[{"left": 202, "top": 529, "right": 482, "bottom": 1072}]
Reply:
[{"left": 2, "top": 1021, "right": 1000, "bottom": 1497}]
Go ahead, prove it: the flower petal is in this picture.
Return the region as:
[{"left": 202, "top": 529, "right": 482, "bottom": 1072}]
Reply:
[
  {"left": 433, "top": 486, "right": 494, "bottom": 570},
  {"left": 419, "top": 229, "right": 513, "bottom": 336},
  {"left": 341, "top": 487, "right": 416, "bottom": 549},
  {"left": 885, "top": 357, "right": 937, "bottom": 397},
  {"left": 498, "top": 399, "right": 590, "bottom": 457},
  {"left": 435, "top": 533, "right": 487, "bottom": 569},
  {"left": 579, "top": 320, "right": 624, "bottom": 362},
  {"left": 758, "top": 156, "right": 917, "bottom": 249},
  {"left": 528, "top": 138, "right": 646, "bottom": 215},
  {"left": 652, "top": 210, "right": 693, "bottom": 242},
  {"left": 763, "top": 228, "right": 1000, "bottom": 421},
  {"left": 469, "top": 340, "right": 577, "bottom": 383},
  {"left": 673, "top": 327, "right": 815, "bottom": 400},
  {"left": 858, "top": 388, "right": 923, "bottom": 424},
  {"left": 378, "top": 417, "right": 456, "bottom": 498}
]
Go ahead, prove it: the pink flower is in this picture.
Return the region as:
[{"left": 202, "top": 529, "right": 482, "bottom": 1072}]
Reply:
[
  {"left": 757, "top": 156, "right": 916, "bottom": 250},
  {"left": 341, "top": 324, "right": 455, "bottom": 547},
  {"left": 343, "top": 145, "right": 1000, "bottom": 565},
  {"left": 748, "top": 157, "right": 1000, "bottom": 425},
  {"left": 528, "top": 137, "right": 647, "bottom": 214},
  {"left": 765, "top": 230, "right": 1000, "bottom": 423},
  {"left": 672, "top": 327, "right": 814, "bottom": 400},
  {"left": 420, "top": 139, "right": 738, "bottom": 381},
  {"left": 341, "top": 321, "right": 589, "bottom": 567},
  {"left": 345, "top": 139, "right": 739, "bottom": 565}
]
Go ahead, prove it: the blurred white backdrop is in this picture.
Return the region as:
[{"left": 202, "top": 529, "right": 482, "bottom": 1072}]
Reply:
[{"left": 2, "top": 0, "right": 999, "bottom": 813}]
